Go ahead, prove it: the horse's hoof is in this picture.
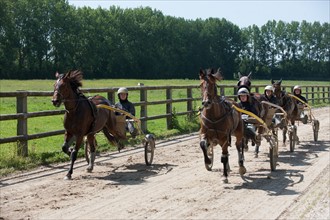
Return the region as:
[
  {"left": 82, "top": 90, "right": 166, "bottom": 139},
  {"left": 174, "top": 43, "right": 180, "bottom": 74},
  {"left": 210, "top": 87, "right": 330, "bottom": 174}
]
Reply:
[
  {"left": 222, "top": 178, "right": 229, "bottom": 184},
  {"left": 239, "top": 166, "right": 246, "bottom": 175},
  {"left": 86, "top": 167, "right": 93, "bottom": 173},
  {"left": 254, "top": 153, "right": 258, "bottom": 158},
  {"left": 204, "top": 158, "right": 211, "bottom": 165},
  {"left": 64, "top": 175, "right": 72, "bottom": 180}
]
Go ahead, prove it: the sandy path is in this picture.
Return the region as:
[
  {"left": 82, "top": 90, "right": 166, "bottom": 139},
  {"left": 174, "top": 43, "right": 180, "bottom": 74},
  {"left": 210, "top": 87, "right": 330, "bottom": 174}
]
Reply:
[{"left": 1, "top": 107, "right": 329, "bottom": 220}]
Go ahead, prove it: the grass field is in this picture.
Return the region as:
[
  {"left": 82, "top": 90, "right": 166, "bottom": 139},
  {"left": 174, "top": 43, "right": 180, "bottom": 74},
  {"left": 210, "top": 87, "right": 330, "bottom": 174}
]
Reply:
[{"left": 0, "top": 78, "right": 329, "bottom": 176}]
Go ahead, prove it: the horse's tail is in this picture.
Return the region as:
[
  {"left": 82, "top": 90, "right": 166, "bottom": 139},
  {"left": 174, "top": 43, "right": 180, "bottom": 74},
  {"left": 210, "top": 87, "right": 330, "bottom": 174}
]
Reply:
[{"left": 102, "top": 127, "right": 118, "bottom": 146}]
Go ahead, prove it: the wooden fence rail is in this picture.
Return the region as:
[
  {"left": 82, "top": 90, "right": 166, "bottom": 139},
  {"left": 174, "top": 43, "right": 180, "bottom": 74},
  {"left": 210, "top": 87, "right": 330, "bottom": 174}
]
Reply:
[{"left": 1, "top": 84, "right": 329, "bottom": 156}]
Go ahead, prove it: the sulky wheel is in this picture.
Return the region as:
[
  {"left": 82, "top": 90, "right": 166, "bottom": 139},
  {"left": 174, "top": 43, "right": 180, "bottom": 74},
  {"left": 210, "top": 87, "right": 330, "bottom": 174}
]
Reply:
[
  {"left": 312, "top": 120, "right": 320, "bottom": 142},
  {"left": 269, "top": 135, "right": 278, "bottom": 171},
  {"left": 144, "top": 134, "right": 155, "bottom": 166},
  {"left": 289, "top": 125, "right": 297, "bottom": 152},
  {"left": 204, "top": 145, "right": 214, "bottom": 171}
]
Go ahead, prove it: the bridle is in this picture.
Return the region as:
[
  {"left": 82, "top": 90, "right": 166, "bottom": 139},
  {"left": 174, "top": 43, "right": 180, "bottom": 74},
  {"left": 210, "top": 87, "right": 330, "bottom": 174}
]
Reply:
[
  {"left": 52, "top": 75, "right": 81, "bottom": 113},
  {"left": 200, "top": 75, "right": 218, "bottom": 107},
  {"left": 200, "top": 76, "right": 232, "bottom": 133}
]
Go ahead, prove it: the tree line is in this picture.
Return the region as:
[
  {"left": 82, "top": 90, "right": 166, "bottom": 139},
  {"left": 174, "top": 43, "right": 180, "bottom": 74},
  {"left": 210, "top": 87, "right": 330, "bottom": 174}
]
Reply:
[{"left": 0, "top": 0, "right": 329, "bottom": 80}]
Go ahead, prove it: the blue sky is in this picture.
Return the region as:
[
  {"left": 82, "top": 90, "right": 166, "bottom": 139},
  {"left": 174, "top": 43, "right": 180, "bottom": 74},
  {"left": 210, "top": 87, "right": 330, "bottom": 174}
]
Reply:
[{"left": 68, "top": 0, "right": 329, "bottom": 28}]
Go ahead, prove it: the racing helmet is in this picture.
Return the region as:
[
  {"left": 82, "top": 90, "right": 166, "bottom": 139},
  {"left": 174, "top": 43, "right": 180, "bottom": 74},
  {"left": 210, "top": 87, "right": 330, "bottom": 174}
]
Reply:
[
  {"left": 264, "top": 85, "right": 274, "bottom": 92},
  {"left": 117, "top": 87, "right": 128, "bottom": 94},
  {"left": 237, "top": 87, "right": 250, "bottom": 96},
  {"left": 293, "top": 85, "right": 301, "bottom": 92}
]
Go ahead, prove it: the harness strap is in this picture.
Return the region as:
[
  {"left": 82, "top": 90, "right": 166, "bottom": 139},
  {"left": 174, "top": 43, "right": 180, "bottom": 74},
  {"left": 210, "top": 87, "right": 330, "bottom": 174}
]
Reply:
[
  {"left": 78, "top": 95, "right": 97, "bottom": 134},
  {"left": 200, "top": 108, "right": 232, "bottom": 134}
]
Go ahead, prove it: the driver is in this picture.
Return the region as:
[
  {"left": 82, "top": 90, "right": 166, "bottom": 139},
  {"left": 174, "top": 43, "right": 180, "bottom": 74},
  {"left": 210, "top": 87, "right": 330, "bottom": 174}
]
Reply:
[
  {"left": 237, "top": 88, "right": 261, "bottom": 157},
  {"left": 115, "top": 87, "right": 137, "bottom": 137},
  {"left": 262, "top": 85, "right": 278, "bottom": 105},
  {"left": 293, "top": 85, "right": 308, "bottom": 124}
]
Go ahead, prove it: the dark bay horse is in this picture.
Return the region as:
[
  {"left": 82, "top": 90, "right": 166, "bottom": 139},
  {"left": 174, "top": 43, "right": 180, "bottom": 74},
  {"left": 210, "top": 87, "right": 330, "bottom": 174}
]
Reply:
[
  {"left": 199, "top": 68, "right": 245, "bottom": 183},
  {"left": 52, "top": 70, "right": 125, "bottom": 180},
  {"left": 272, "top": 79, "right": 298, "bottom": 145}
]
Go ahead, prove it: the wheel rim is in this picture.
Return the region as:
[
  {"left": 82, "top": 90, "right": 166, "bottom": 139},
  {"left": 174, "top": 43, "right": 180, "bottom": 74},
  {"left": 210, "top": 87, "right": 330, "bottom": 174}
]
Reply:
[
  {"left": 313, "top": 120, "right": 319, "bottom": 141},
  {"left": 144, "top": 139, "right": 155, "bottom": 165},
  {"left": 269, "top": 137, "right": 277, "bottom": 171}
]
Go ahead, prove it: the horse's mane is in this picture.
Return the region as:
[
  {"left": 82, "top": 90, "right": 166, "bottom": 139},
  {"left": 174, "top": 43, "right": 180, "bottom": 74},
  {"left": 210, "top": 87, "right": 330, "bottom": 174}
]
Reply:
[{"left": 65, "top": 70, "right": 83, "bottom": 90}]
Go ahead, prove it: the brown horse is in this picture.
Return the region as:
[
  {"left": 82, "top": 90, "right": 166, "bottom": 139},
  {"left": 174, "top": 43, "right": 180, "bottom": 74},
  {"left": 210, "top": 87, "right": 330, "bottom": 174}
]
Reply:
[
  {"left": 52, "top": 70, "right": 124, "bottom": 180},
  {"left": 272, "top": 79, "right": 298, "bottom": 147},
  {"left": 199, "top": 68, "right": 245, "bottom": 183}
]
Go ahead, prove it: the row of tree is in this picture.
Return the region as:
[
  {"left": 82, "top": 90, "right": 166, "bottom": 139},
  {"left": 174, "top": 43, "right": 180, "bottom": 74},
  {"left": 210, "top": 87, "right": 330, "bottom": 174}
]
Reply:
[{"left": 0, "top": 0, "right": 329, "bottom": 80}]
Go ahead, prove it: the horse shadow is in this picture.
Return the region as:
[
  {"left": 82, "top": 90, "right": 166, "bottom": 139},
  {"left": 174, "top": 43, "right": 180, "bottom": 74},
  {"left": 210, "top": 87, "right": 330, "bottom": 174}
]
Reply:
[
  {"left": 94, "top": 163, "right": 177, "bottom": 185},
  {"left": 278, "top": 140, "right": 330, "bottom": 167},
  {"left": 298, "top": 140, "right": 330, "bottom": 152},
  {"left": 232, "top": 168, "right": 304, "bottom": 196},
  {"left": 231, "top": 140, "right": 329, "bottom": 195}
]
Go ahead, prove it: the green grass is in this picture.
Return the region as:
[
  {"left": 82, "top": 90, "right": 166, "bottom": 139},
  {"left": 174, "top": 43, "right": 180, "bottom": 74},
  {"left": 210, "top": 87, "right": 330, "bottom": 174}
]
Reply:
[{"left": 0, "top": 78, "right": 329, "bottom": 176}]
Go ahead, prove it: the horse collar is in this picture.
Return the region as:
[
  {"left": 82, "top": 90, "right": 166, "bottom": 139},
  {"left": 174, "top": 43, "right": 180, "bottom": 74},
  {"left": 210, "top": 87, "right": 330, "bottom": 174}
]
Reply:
[{"left": 200, "top": 108, "right": 232, "bottom": 128}]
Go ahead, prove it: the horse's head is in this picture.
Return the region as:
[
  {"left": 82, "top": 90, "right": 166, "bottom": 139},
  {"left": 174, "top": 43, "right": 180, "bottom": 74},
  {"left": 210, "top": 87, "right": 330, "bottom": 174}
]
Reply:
[
  {"left": 199, "top": 68, "right": 223, "bottom": 109},
  {"left": 271, "top": 78, "right": 282, "bottom": 95},
  {"left": 271, "top": 78, "right": 284, "bottom": 105},
  {"left": 52, "top": 70, "right": 83, "bottom": 107},
  {"left": 237, "top": 72, "right": 252, "bottom": 91}
]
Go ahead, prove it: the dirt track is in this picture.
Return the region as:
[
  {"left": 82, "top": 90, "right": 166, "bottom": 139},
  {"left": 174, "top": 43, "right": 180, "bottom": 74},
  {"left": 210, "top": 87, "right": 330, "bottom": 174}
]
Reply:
[{"left": 1, "top": 107, "right": 329, "bottom": 220}]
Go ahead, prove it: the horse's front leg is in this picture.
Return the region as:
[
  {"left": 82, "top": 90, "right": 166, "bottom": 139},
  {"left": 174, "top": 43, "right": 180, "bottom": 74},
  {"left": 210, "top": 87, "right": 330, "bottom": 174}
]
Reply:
[
  {"left": 282, "top": 126, "right": 287, "bottom": 146},
  {"left": 65, "top": 136, "right": 83, "bottom": 180},
  {"left": 220, "top": 143, "right": 231, "bottom": 183},
  {"left": 220, "top": 154, "right": 229, "bottom": 183},
  {"left": 62, "top": 131, "right": 75, "bottom": 156},
  {"left": 236, "top": 139, "right": 246, "bottom": 176},
  {"left": 200, "top": 137, "right": 211, "bottom": 165},
  {"left": 86, "top": 134, "right": 96, "bottom": 173}
]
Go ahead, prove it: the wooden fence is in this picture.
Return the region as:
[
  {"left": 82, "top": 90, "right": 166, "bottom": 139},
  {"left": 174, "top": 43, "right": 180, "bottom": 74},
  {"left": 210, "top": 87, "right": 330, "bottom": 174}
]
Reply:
[{"left": 1, "top": 84, "right": 329, "bottom": 156}]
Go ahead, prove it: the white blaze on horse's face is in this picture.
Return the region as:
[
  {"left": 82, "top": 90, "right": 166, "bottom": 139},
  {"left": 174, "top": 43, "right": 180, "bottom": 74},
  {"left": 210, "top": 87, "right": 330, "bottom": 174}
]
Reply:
[
  {"left": 52, "top": 75, "right": 64, "bottom": 107},
  {"left": 201, "top": 76, "right": 216, "bottom": 110}
]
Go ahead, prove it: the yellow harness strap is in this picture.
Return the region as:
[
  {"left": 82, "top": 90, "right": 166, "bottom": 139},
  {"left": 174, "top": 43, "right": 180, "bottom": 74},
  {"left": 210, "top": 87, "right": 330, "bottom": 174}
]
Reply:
[
  {"left": 97, "top": 104, "right": 141, "bottom": 122},
  {"left": 287, "top": 93, "right": 314, "bottom": 119},
  {"left": 287, "top": 93, "right": 310, "bottom": 108},
  {"left": 231, "top": 104, "right": 269, "bottom": 132}
]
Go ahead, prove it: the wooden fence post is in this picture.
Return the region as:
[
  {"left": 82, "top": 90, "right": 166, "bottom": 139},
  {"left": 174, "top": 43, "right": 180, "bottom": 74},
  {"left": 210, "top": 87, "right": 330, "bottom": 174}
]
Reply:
[
  {"left": 107, "top": 91, "right": 115, "bottom": 104},
  {"left": 17, "top": 91, "right": 28, "bottom": 157},
  {"left": 219, "top": 86, "right": 225, "bottom": 96},
  {"left": 166, "top": 88, "right": 172, "bottom": 129},
  {"left": 255, "top": 86, "right": 259, "bottom": 94},
  {"left": 312, "top": 87, "right": 315, "bottom": 104},
  {"left": 140, "top": 87, "right": 147, "bottom": 132},
  {"left": 233, "top": 87, "right": 238, "bottom": 102},
  {"left": 187, "top": 88, "right": 193, "bottom": 120}
]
